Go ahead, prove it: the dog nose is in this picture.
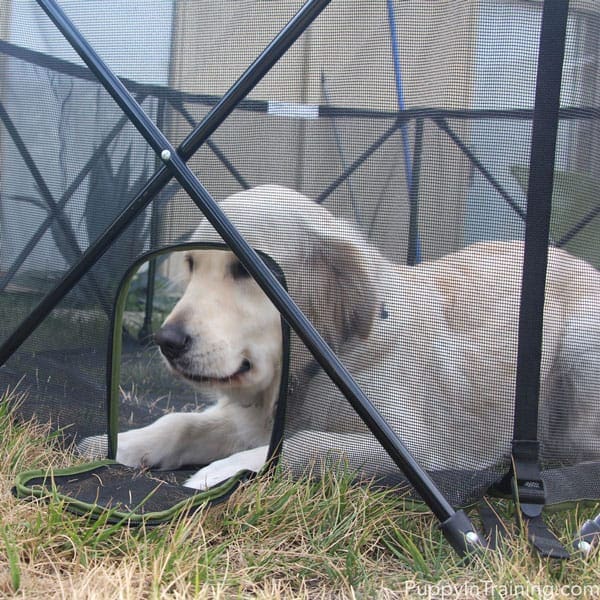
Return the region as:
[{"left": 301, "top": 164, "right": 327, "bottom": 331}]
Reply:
[{"left": 154, "top": 324, "right": 191, "bottom": 360}]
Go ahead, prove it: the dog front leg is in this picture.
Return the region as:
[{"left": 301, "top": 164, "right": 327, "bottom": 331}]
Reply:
[{"left": 115, "top": 403, "right": 256, "bottom": 470}]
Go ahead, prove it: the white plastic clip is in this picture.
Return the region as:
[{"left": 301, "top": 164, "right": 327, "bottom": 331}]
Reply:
[
  {"left": 465, "top": 531, "right": 480, "bottom": 544},
  {"left": 577, "top": 540, "right": 592, "bottom": 556}
]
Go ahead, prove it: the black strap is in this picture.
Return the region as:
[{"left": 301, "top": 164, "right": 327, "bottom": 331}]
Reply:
[
  {"left": 523, "top": 512, "right": 571, "bottom": 559},
  {"left": 501, "top": 0, "right": 571, "bottom": 559},
  {"left": 512, "top": 0, "right": 570, "bottom": 442},
  {"left": 485, "top": 445, "right": 568, "bottom": 558},
  {"left": 478, "top": 500, "right": 511, "bottom": 551},
  {"left": 478, "top": 495, "right": 570, "bottom": 559}
]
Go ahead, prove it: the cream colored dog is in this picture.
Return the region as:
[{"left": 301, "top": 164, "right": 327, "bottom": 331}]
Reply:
[{"left": 80, "top": 185, "right": 600, "bottom": 489}]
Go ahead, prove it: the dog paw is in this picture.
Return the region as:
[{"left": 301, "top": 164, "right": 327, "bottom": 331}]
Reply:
[
  {"left": 184, "top": 464, "right": 234, "bottom": 491},
  {"left": 76, "top": 432, "right": 160, "bottom": 468},
  {"left": 183, "top": 446, "right": 269, "bottom": 490},
  {"left": 76, "top": 429, "right": 181, "bottom": 470},
  {"left": 115, "top": 429, "right": 169, "bottom": 469},
  {"left": 77, "top": 434, "right": 109, "bottom": 460}
]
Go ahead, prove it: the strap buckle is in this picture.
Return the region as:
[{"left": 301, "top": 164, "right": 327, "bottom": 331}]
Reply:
[
  {"left": 485, "top": 441, "right": 570, "bottom": 558},
  {"left": 510, "top": 442, "right": 570, "bottom": 559}
]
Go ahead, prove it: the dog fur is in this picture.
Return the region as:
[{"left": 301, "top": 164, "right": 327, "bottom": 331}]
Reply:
[{"left": 80, "top": 185, "right": 600, "bottom": 489}]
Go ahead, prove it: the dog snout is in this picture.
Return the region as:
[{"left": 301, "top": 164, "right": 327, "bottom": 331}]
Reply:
[{"left": 154, "top": 323, "right": 191, "bottom": 361}]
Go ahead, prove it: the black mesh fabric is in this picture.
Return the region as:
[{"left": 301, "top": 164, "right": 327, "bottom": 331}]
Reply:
[
  {"left": 23, "top": 464, "right": 207, "bottom": 517},
  {"left": 1, "top": 1, "right": 599, "bottom": 508}
]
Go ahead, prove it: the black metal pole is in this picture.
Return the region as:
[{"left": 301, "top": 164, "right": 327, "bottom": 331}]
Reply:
[
  {"left": 0, "top": 0, "right": 331, "bottom": 365},
  {"left": 434, "top": 116, "right": 526, "bottom": 221},
  {"left": 317, "top": 121, "right": 399, "bottom": 203},
  {"left": 407, "top": 117, "right": 423, "bottom": 266},
  {"left": 31, "top": 0, "right": 487, "bottom": 547},
  {"left": 140, "top": 96, "right": 167, "bottom": 343},
  {"left": 178, "top": 170, "right": 464, "bottom": 525},
  {"left": 320, "top": 71, "right": 361, "bottom": 226}
]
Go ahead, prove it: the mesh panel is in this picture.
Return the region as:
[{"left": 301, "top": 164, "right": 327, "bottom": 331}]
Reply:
[{"left": 1, "top": 1, "right": 599, "bottom": 507}]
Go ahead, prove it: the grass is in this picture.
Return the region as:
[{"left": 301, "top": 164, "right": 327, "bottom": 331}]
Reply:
[{"left": 1, "top": 387, "right": 600, "bottom": 599}]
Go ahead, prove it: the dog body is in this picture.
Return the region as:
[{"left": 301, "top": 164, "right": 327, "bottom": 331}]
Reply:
[{"left": 87, "top": 185, "right": 600, "bottom": 489}]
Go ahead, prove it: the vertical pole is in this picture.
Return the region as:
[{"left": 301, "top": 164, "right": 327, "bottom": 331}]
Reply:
[
  {"left": 140, "top": 96, "right": 166, "bottom": 343},
  {"left": 407, "top": 117, "right": 424, "bottom": 266},
  {"left": 386, "top": 0, "right": 422, "bottom": 263},
  {"left": 513, "top": 0, "right": 570, "bottom": 441},
  {"left": 508, "top": 0, "right": 571, "bottom": 558}
]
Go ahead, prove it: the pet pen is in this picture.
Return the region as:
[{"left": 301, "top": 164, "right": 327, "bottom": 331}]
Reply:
[{"left": 1, "top": 0, "right": 600, "bottom": 558}]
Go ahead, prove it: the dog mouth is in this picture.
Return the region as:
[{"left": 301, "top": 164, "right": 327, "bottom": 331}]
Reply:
[{"left": 176, "top": 358, "right": 253, "bottom": 385}]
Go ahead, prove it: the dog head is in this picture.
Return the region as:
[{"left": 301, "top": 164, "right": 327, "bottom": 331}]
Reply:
[
  {"left": 213, "top": 186, "right": 381, "bottom": 352},
  {"left": 155, "top": 185, "right": 381, "bottom": 396},
  {"left": 155, "top": 249, "right": 283, "bottom": 402}
]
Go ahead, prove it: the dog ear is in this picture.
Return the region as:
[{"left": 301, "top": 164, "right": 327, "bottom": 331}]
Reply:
[{"left": 304, "top": 233, "right": 380, "bottom": 352}]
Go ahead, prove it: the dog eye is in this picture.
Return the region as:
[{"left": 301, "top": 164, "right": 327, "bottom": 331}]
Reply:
[{"left": 230, "top": 259, "right": 250, "bottom": 280}]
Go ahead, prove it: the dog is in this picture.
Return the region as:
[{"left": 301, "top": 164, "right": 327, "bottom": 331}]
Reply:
[{"left": 80, "top": 185, "right": 600, "bottom": 490}]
